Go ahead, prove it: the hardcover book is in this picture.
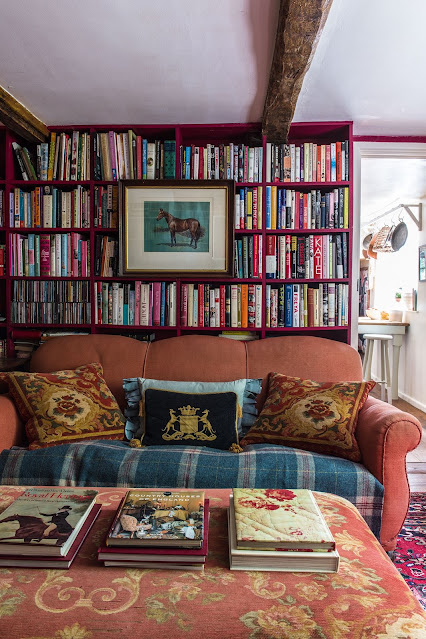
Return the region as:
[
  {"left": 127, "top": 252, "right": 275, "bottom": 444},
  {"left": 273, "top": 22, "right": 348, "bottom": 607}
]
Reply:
[
  {"left": 0, "top": 488, "right": 98, "bottom": 557},
  {"left": 228, "top": 504, "right": 339, "bottom": 572},
  {"left": 106, "top": 489, "right": 205, "bottom": 548},
  {"left": 0, "top": 504, "right": 101, "bottom": 569},
  {"left": 232, "top": 488, "right": 335, "bottom": 551}
]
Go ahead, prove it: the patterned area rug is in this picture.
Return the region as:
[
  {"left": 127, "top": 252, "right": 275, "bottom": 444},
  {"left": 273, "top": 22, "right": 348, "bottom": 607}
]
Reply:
[{"left": 394, "top": 492, "right": 426, "bottom": 609}]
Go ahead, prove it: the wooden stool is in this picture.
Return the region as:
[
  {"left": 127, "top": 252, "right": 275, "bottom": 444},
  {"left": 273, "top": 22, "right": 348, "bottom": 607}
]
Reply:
[{"left": 362, "top": 333, "right": 393, "bottom": 403}]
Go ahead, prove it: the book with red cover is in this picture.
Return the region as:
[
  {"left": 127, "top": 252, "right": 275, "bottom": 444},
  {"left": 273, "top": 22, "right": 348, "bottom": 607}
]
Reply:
[
  {"left": 0, "top": 504, "right": 101, "bottom": 569},
  {"left": 40, "top": 234, "right": 51, "bottom": 277}
]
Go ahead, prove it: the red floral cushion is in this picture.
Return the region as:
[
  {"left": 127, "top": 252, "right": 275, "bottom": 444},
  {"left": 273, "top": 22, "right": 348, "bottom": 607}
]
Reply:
[
  {"left": 0, "top": 363, "right": 125, "bottom": 449},
  {"left": 240, "top": 373, "right": 375, "bottom": 461}
]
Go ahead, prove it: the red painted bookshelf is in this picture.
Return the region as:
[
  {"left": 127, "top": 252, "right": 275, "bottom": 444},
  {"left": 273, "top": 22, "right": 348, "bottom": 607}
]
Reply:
[{"left": 0, "top": 121, "right": 353, "bottom": 357}]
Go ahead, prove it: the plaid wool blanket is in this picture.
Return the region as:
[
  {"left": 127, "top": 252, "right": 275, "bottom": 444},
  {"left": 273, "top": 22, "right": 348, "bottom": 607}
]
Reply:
[{"left": 0, "top": 441, "right": 383, "bottom": 539}]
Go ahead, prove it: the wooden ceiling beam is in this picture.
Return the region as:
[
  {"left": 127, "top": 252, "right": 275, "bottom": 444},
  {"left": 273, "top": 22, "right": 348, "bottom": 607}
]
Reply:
[
  {"left": 0, "top": 86, "right": 49, "bottom": 143},
  {"left": 262, "top": 0, "right": 334, "bottom": 142}
]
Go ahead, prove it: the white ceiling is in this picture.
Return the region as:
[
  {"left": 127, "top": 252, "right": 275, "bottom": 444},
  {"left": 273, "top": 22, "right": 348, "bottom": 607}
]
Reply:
[{"left": 1, "top": 0, "right": 426, "bottom": 136}]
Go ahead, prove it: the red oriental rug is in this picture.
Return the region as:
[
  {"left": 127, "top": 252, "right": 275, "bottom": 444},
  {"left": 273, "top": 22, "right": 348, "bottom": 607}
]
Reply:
[{"left": 394, "top": 492, "right": 426, "bottom": 609}]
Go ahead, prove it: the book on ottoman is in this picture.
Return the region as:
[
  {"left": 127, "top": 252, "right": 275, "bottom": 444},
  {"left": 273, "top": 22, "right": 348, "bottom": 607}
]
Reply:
[
  {"left": 0, "top": 487, "right": 99, "bottom": 557},
  {"left": 0, "top": 504, "right": 101, "bottom": 568},
  {"left": 101, "top": 498, "right": 209, "bottom": 569},
  {"left": 106, "top": 489, "right": 205, "bottom": 548},
  {"left": 232, "top": 488, "right": 335, "bottom": 551},
  {"left": 228, "top": 500, "right": 339, "bottom": 572}
]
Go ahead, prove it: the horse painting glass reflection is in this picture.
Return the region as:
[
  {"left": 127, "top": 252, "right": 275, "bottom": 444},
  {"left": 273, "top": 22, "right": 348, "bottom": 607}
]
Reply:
[{"left": 144, "top": 200, "right": 210, "bottom": 253}]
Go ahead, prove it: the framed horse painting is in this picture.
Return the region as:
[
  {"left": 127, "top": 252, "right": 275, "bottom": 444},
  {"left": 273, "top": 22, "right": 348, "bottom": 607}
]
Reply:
[{"left": 119, "top": 180, "right": 234, "bottom": 276}]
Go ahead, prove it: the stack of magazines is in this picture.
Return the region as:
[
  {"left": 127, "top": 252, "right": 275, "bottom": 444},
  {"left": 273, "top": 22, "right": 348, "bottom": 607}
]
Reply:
[
  {"left": 0, "top": 487, "right": 100, "bottom": 569},
  {"left": 228, "top": 488, "right": 339, "bottom": 572},
  {"left": 99, "top": 489, "right": 208, "bottom": 570}
]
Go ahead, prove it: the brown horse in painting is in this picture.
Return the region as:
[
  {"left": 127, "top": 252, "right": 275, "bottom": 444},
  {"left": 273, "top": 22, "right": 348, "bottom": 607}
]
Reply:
[{"left": 157, "top": 208, "right": 202, "bottom": 249}]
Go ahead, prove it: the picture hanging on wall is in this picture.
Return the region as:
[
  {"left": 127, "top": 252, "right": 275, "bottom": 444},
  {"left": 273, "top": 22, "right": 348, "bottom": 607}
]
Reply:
[{"left": 119, "top": 180, "right": 234, "bottom": 276}]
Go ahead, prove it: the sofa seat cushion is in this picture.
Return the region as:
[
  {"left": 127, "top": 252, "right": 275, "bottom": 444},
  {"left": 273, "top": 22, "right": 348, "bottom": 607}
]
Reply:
[
  {"left": 0, "top": 441, "right": 383, "bottom": 540},
  {"left": 0, "top": 364, "right": 126, "bottom": 449}
]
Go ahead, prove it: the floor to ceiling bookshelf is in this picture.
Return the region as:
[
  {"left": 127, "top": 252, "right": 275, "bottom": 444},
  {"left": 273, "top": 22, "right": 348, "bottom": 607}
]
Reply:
[{"left": 0, "top": 121, "right": 353, "bottom": 357}]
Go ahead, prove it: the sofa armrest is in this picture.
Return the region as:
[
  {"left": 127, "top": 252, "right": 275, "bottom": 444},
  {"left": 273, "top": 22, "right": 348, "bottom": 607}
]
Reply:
[
  {"left": 0, "top": 394, "right": 24, "bottom": 450},
  {"left": 356, "top": 395, "right": 422, "bottom": 551}
]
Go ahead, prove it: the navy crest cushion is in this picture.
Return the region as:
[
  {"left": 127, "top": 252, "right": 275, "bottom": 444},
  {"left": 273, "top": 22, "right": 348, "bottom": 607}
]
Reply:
[{"left": 142, "top": 389, "right": 240, "bottom": 450}]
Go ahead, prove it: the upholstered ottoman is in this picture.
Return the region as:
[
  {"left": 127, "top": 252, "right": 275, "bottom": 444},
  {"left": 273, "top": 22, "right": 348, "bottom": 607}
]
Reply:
[{"left": 0, "top": 487, "right": 424, "bottom": 638}]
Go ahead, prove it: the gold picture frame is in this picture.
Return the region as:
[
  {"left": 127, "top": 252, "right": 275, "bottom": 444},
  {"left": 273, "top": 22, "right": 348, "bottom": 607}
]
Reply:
[{"left": 119, "top": 180, "right": 234, "bottom": 276}]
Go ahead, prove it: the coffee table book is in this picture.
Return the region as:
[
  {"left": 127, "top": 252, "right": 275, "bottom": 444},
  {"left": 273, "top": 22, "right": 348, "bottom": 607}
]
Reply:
[
  {"left": 106, "top": 489, "right": 205, "bottom": 548},
  {"left": 99, "top": 500, "right": 209, "bottom": 567},
  {"left": 232, "top": 488, "right": 335, "bottom": 551},
  {"left": 228, "top": 503, "right": 340, "bottom": 573},
  {"left": 0, "top": 504, "right": 101, "bottom": 569},
  {"left": 0, "top": 487, "right": 99, "bottom": 557}
]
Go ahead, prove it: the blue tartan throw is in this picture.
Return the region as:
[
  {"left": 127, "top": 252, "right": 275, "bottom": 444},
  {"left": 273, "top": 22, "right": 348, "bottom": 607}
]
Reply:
[{"left": 0, "top": 441, "right": 383, "bottom": 540}]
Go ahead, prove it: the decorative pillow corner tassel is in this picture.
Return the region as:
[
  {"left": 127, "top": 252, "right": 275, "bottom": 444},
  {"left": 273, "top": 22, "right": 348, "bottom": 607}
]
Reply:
[
  {"left": 129, "top": 438, "right": 145, "bottom": 448},
  {"left": 228, "top": 443, "right": 243, "bottom": 453}
]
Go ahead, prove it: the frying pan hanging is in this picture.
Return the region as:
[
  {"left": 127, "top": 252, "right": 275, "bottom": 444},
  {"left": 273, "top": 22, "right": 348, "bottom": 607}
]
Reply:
[
  {"left": 388, "top": 220, "right": 408, "bottom": 251},
  {"left": 362, "top": 233, "right": 373, "bottom": 249}
]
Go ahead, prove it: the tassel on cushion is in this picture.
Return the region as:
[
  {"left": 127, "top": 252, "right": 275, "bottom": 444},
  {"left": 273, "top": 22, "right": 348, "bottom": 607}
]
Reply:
[
  {"left": 228, "top": 443, "right": 243, "bottom": 453},
  {"left": 130, "top": 438, "right": 144, "bottom": 448}
]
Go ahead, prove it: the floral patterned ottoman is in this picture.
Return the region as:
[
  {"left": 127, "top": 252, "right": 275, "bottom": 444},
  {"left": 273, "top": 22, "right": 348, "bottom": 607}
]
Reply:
[{"left": 0, "top": 486, "right": 425, "bottom": 639}]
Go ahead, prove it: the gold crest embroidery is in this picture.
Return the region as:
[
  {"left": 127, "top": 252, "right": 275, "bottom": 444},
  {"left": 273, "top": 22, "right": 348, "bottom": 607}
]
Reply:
[{"left": 162, "top": 405, "right": 217, "bottom": 441}]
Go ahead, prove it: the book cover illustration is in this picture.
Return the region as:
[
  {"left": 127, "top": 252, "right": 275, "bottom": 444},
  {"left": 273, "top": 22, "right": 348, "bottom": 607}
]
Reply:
[
  {"left": 108, "top": 489, "right": 205, "bottom": 546},
  {"left": 0, "top": 487, "right": 98, "bottom": 549},
  {"left": 232, "top": 488, "right": 335, "bottom": 550}
]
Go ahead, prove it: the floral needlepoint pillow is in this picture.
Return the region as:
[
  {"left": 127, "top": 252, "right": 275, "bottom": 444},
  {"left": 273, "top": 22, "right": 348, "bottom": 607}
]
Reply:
[
  {"left": 0, "top": 363, "right": 126, "bottom": 449},
  {"left": 240, "top": 373, "right": 375, "bottom": 461}
]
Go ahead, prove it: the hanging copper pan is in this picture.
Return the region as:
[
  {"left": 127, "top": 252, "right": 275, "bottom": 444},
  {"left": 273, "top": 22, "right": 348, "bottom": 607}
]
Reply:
[
  {"left": 367, "top": 232, "right": 379, "bottom": 259},
  {"left": 362, "top": 233, "right": 373, "bottom": 249}
]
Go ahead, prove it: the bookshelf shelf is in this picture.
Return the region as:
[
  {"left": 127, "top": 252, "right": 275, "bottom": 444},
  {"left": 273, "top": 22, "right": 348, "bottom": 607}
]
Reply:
[{"left": 0, "top": 121, "right": 353, "bottom": 357}]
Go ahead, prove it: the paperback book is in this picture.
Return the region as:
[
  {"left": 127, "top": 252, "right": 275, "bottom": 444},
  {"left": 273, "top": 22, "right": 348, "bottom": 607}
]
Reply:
[
  {"left": 232, "top": 488, "right": 335, "bottom": 551},
  {"left": 106, "top": 489, "right": 205, "bottom": 548},
  {"left": 228, "top": 503, "right": 339, "bottom": 572},
  {"left": 0, "top": 504, "right": 101, "bottom": 568},
  {"left": 0, "top": 487, "right": 98, "bottom": 557}
]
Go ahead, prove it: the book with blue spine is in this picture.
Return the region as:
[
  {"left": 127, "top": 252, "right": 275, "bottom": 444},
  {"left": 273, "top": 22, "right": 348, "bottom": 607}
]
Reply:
[
  {"left": 142, "top": 139, "right": 147, "bottom": 179},
  {"left": 265, "top": 186, "right": 271, "bottom": 229},
  {"left": 284, "top": 284, "right": 293, "bottom": 327},
  {"left": 160, "top": 281, "right": 166, "bottom": 326}
]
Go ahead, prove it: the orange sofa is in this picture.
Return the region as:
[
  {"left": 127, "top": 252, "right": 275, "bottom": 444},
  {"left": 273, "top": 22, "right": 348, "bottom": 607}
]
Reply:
[{"left": 0, "top": 334, "right": 422, "bottom": 551}]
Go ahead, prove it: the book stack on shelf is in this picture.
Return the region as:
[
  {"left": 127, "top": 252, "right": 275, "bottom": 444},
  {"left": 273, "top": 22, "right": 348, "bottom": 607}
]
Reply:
[
  {"left": 228, "top": 488, "right": 339, "bottom": 572},
  {"left": 0, "top": 487, "right": 100, "bottom": 568},
  {"left": 99, "top": 489, "right": 208, "bottom": 570},
  {"left": 179, "top": 142, "right": 263, "bottom": 182},
  {"left": 94, "top": 131, "right": 176, "bottom": 181},
  {"left": 266, "top": 140, "right": 349, "bottom": 183},
  {"left": 10, "top": 185, "right": 90, "bottom": 229}
]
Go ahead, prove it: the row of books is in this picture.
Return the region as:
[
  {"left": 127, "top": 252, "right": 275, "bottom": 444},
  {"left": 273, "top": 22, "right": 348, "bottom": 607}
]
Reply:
[
  {"left": 265, "top": 282, "right": 349, "bottom": 328},
  {"left": 94, "top": 132, "right": 176, "bottom": 181},
  {"left": 234, "top": 235, "right": 262, "bottom": 279},
  {"left": 13, "top": 132, "right": 91, "bottom": 182},
  {"left": 9, "top": 233, "right": 90, "bottom": 277},
  {"left": 0, "top": 487, "right": 338, "bottom": 573},
  {"left": 265, "top": 233, "right": 348, "bottom": 280},
  {"left": 228, "top": 489, "right": 339, "bottom": 572},
  {"left": 265, "top": 186, "right": 349, "bottom": 230},
  {"left": 93, "top": 185, "right": 118, "bottom": 228},
  {"left": 11, "top": 301, "right": 91, "bottom": 325},
  {"left": 0, "top": 339, "right": 6, "bottom": 357},
  {"left": 178, "top": 143, "right": 263, "bottom": 183},
  {"left": 0, "top": 190, "right": 4, "bottom": 226},
  {"left": 99, "top": 490, "right": 208, "bottom": 570},
  {"left": 94, "top": 281, "right": 177, "bottom": 327},
  {"left": 94, "top": 235, "right": 118, "bottom": 277},
  {"left": 10, "top": 186, "right": 90, "bottom": 229},
  {"left": 181, "top": 283, "right": 262, "bottom": 329},
  {"left": 265, "top": 140, "right": 349, "bottom": 183},
  {"left": 234, "top": 186, "right": 263, "bottom": 229}
]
